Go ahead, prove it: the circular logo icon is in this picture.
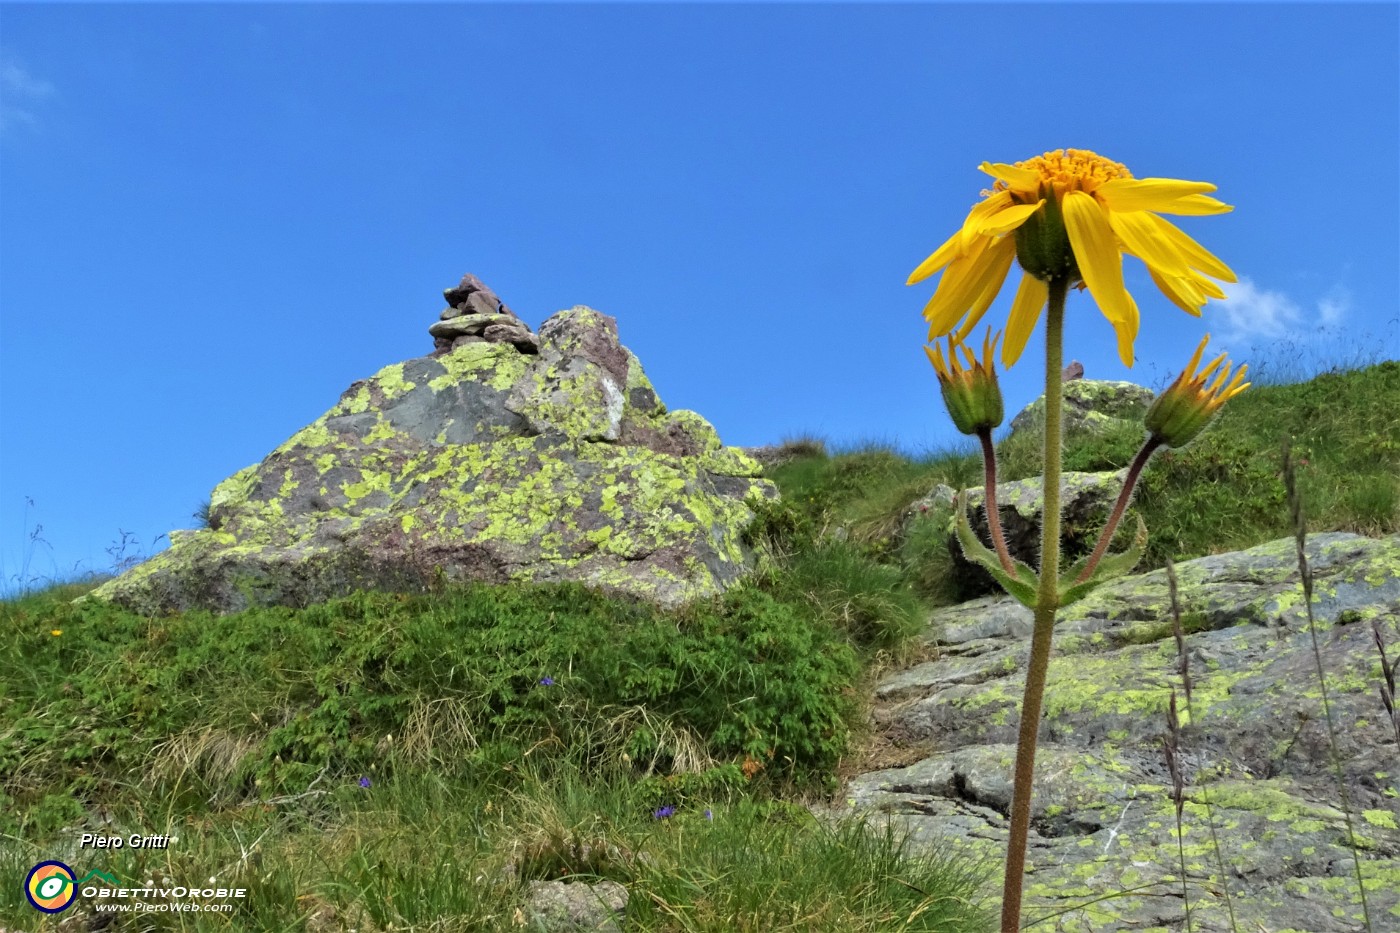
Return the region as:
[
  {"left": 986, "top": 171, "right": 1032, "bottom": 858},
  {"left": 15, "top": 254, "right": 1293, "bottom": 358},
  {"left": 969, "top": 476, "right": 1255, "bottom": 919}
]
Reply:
[{"left": 25, "top": 861, "right": 77, "bottom": 913}]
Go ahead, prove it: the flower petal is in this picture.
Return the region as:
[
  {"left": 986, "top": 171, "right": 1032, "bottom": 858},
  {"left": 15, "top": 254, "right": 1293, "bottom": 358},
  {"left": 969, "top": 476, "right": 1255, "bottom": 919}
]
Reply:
[
  {"left": 1140, "top": 213, "right": 1236, "bottom": 282},
  {"left": 1063, "top": 190, "right": 1136, "bottom": 329},
  {"left": 1192, "top": 272, "right": 1226, "bottom": 300},
  {"left": 1109, "top": 210, "right": 1190, "bottom": 277},
  {"left": 952, "top": 258, "right": 1012, "bottom": 343},
  {"left": 1002, "top": 271, "right": 1047, "bottom": 367},
  {"left": 923, "top": 236, "right": 1015, "bottom": 337},
  {"left": 1146, "top": 193, "right": 1234, "bottom": 216},
  {"left": 1182, "top": 334, "right": 1210, "bottom": 377},
  {"left": 908, "top": 228, "right": 963, "bottom": 286},
  {"left": 924, "top": 344, "right": 950, "bottom": 382},
  {"left": 1148, "top": 268, "right": 1206, "bottom": 316},
  {"left": 1111, "top": 291, "right": 1140, "bottom": 367},
  {"left": 975, "top": 200, "right": 1043, "bottom": 237},
  {"left": 961, "top": 190, "right": 1015, "bottom": 250},
  {"left": 980, "top": 161, "right": 1040, "bottom": 193},
  {"left": 1096, "top": 177, "right": 1220, "bottom": 212}
]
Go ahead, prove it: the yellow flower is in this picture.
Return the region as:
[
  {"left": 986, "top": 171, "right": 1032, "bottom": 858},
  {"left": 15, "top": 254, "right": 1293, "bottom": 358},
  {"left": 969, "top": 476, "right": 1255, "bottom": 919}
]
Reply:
[
  {"left": 1144, "top": 334, "right": 1250, "bottom": 448},
  {"left": 908, "top": 149, "right": 1236, "bottom": 367},
  {"left": 925, "top": 327, "right": 1004, "bottom": 435},
  {"left": 51, "top": 629, "right": 63, "bottom": 637}
]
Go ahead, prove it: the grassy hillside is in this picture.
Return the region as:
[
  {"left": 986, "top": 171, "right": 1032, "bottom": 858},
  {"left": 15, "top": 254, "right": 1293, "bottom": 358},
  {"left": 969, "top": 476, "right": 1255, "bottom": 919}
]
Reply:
[
  {"left": 0, "top": 547, "right": 981, "bottom": 929},
  {"left": 1, "top": 359, "right": 1395, "bottom": 930},
  {"left": 767, "top": 360, "right": 1399, "bottom": 604}
]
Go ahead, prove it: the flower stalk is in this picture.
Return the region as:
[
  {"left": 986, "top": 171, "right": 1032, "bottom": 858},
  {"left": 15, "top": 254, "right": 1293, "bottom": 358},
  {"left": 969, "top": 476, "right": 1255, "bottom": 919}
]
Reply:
[
  {"left": 1076, "top": 437, "right": 1162, "bottom": 583},
  {"left": 999, "top": 275, "right": 1069, "bottom": 932},
  {"left": 911, "top": 150, "right": 1245, "bottom": 933},
  {"left": 978, "top": 428, "right": 1016, "bottom": 576}
]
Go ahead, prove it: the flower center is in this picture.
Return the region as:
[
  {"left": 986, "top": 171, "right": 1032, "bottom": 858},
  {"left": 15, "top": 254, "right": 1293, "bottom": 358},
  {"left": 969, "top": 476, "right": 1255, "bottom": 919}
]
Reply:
[{"left": 991, "top": 148, "right": 1133, "bottom": 200}]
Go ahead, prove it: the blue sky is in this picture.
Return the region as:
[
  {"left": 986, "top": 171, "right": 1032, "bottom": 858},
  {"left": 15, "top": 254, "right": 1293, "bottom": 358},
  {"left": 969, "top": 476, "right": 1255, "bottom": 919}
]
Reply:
[{"left": 2, "top": 2, "right": 1397, "bottom": 594}]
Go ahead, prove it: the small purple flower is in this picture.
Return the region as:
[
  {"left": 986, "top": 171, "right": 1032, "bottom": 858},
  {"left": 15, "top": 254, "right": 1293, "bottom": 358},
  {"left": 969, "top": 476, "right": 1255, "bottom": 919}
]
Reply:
[
  {"left": 652, "top": 805, "right": 676, "bottom": 820},
  {"left": 539, "top": 676, "right": 555, "bottom": 686},
  {"left": 359, "top": 776, "right": 372, "bottom": 789},
  {"left": 705, "top": 808, "right": 713, "bottom": 821}
]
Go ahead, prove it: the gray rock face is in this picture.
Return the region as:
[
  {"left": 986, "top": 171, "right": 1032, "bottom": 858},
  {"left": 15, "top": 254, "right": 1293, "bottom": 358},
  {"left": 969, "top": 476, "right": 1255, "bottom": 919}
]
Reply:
[
  {"left": 524, "top": 880, "right": 628, "bottom": 932},
  {"left": 90, "top": 280, "right": 775, "bottom": 615},
  {"left": 907, "top": 470, "right": 1129, "bottom": 599},
  {"left": 842, "top": 532, "right": 1400, "bottom": 932},
  {"left": 1009, "top": 378, "right": 1156, "bottom": 439}
]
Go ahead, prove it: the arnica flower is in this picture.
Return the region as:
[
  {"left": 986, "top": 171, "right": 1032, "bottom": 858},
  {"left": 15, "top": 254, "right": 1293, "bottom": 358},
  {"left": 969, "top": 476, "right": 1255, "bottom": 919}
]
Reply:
[
  {"left": 925, "top": 327, "right": 1004, "bottom": 436},
  {"left": 1145, "top": 334, "right": 1250, "bottom": 448},
  {"left": 908, "top": 149, "right": 1236, "bottom": 367}
]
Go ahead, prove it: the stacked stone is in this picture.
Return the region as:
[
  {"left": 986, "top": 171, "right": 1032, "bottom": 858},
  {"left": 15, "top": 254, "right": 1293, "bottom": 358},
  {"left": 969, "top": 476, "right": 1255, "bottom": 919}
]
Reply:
[{"left": 429, "top": 273, "right": 539, "bottom": 355}]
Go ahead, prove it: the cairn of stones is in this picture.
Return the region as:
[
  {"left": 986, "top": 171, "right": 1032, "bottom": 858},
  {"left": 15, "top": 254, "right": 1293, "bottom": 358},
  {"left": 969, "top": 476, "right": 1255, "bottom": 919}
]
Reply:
[{"left": 429, "top": 273, "right": 539, "bottom": 355}]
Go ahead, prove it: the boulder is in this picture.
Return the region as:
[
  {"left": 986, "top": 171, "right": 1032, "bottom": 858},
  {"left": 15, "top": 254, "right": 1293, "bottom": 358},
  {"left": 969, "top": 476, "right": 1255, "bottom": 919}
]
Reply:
[
  {"left": 906, "top": 470, "right": 1129, "bottom": 598},
  {"left": 1009, "top": 378, "right": 1155, "bottom": 440},
  {"left": 90, "top": 283, "right": 775, "bottom": 615},
  {"left": 443, "top": 272, "right": 515, "bottom": 319},
  {"left": 523, "top": 880, "right": 628, "bottom": 932},
  {"left": 841, "top": 531, "right": 1400, "bottom": 932}
]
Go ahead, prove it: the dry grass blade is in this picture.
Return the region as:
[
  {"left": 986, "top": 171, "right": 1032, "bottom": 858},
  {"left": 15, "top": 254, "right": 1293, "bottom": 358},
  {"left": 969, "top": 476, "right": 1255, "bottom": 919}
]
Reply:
[
  {"left": 1165, "top": 555, "right": 1237, "bottom": 931},
  {"left": 1162, "top": 688, "right": 1193, "bottom": 932},
  {"left": 1371, "top": 619, "right": 1400, "bottom": 748},
  {"left": 1282, "top": 438, "right": 1373, "bottom": 932}
]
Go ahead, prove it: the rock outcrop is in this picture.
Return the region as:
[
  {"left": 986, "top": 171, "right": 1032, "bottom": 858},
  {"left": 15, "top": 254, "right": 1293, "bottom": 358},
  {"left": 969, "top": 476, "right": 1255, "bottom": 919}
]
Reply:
[
  {"left": 91, "top": 276, "right": 776, "bottom": 614},
  {"left": 906, "top": 470, "right": 1130, "bottom": 599},
  {"left": 1009, "top": 378, "right": 1155, "bottom": 440},
  {"left": 901, "top": 379, "right": 1155, "bottom": 599},
  {"left": 842, "top": 531, "right": 1400, "bottom": 932}
]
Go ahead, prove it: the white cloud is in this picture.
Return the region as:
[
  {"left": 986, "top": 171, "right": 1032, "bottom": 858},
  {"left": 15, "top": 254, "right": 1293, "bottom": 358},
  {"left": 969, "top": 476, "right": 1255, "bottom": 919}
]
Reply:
[
  {"left": 0, "top": 55, "right": 57, "bottom": 134},
  {"left": 1317, "top": 285, "right": 1351, "bottom": 327},
  {"left": 1215, "top": 276, "right": 1348, "bottom": 343}
]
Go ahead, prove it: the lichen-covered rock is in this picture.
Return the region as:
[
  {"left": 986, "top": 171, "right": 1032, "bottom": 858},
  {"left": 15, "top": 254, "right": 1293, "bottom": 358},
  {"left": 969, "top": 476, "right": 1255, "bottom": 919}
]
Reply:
[
  {"left": 841, "top": 531, "right": 1400, "bottom": 932},
  {"left": 91, "top": 304, "right": 775, "bottom": 615},
  {"left": 1009, "top": 378, "right": 1156, "bottom": 439},
  {"left": 907, "top": 470, "right": 1129, "bottom": 599},
  {"left": 523, "top": 880, "right": 628, "bottom": 932}
]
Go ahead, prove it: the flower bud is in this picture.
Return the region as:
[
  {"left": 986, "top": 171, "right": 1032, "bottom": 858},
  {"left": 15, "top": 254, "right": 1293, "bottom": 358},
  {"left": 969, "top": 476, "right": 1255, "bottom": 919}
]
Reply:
[
  {"left": 1145, "top": 334, "right": 1250, "bottom": 448},
  {"left": 927, "top": 327, "right": 1005, "bottom": 435}
]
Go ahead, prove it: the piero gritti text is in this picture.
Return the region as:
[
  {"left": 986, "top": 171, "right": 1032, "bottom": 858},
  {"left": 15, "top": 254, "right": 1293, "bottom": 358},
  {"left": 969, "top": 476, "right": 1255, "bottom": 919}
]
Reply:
[{"left": 79, "top": 833, "right": 171, "bottom": 849}]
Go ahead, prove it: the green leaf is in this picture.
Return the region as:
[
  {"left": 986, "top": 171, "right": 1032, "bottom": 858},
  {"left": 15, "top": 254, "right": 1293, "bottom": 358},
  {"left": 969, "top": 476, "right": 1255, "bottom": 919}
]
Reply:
[
  {"left": 953, "top": 492, "right": 1040, "bottom": 608},
  {"left": 1057, "top": 515, "right": 1148, "bottom": 606}
]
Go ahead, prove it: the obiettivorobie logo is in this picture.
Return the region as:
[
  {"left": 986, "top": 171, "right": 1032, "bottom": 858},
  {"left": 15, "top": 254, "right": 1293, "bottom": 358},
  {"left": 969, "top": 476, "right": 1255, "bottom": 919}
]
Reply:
[
  {"left": 24, "top": 862, "right": 118, "bottom": 913},
  {"left": 24, "top": 861, "right": 247, "bottom": 914}
]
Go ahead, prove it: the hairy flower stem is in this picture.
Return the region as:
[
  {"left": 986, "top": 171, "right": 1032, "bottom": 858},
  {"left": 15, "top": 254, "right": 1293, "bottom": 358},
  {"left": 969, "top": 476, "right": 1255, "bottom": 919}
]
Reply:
[
  {"left": 1076, "top": 437, "right": 1162, "bottom": 583},
  {"left": 979, "top": 429, "right": 1017, "bottom": 575},
  {"left": 1000, "top": 277, "right": 1069, "bottom": 933}
]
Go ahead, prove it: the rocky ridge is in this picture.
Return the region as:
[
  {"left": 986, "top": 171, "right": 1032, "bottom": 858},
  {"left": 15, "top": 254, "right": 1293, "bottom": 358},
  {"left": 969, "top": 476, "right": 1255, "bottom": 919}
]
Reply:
[{"left": 90, "top": 275, "right": 776, "bottom": 614}]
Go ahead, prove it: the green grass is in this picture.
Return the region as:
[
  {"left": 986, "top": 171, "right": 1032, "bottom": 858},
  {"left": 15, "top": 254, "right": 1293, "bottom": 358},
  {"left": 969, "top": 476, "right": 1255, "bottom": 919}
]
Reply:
[
  {"left": 0, "top": 756, "right": 991, "bottom": 931},
  {"left": 768, "top": 360, "right": 1399, "bottom": 603},
  {"left": 2, "top": 354, "right": 1394, "bottom": 930},
  {"left": 1, "top": 564, "right": 987, "bottom": 929}
]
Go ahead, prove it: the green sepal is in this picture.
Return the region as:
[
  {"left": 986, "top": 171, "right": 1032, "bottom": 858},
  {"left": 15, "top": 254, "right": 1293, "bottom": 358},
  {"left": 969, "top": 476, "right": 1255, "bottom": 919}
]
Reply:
[
  {"left": 1057, "top": 514, "right": 1148, "bottom": 607},
  {"left": 953, "top": 491, "right": 1040, "bottom": 608}
]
